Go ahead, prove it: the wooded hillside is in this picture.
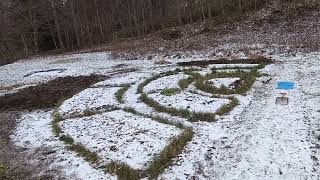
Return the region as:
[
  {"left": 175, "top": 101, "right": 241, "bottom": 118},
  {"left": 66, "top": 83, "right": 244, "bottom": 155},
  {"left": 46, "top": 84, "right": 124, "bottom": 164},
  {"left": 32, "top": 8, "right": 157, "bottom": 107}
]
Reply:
[{"left": 0, "top": 0, "right": 318, "bottom": 63}]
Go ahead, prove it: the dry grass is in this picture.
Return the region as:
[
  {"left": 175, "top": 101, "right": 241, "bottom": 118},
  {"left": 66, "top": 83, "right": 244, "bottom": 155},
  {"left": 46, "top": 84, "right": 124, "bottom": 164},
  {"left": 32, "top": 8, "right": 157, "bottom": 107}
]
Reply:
[
  {"left": 52, "top": 98, "right": 100, "bottom": 165},
  {"left": 194, "top": 69, "right": 261, "bottom": 95},
  {"left": 147, "top": 128, "right": 193, "bottom": 178},
  {"left": 121, "top": 108, "right": 193, "bottom": 179},
  {"left": 106, "top": 162, "right": 141, "bottom": 180},
  {"left": 178, "top": 77, "right": 194, "bottom": 90},
  {"left": 215, "top": 97, "right": 240, "bottom": 116},
  {"left": 116, "top": 84, "right": 131, "bottom": 103},
  {"left": 140, "top": 93, "right": 216, "bottom": 122}
]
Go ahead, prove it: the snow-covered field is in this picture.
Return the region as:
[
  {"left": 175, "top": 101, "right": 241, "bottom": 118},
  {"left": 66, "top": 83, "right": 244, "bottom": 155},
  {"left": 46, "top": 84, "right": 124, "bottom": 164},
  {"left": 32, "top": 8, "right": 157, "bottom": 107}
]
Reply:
[
  {"left": 2, "top": 50, "right": 320, "bottom": 179},
  {"left": 60, "top": 110, "right": 181, "bottom": 170},
  {"left": 58, "top": 87, "right": 120, "bottom": 118}
]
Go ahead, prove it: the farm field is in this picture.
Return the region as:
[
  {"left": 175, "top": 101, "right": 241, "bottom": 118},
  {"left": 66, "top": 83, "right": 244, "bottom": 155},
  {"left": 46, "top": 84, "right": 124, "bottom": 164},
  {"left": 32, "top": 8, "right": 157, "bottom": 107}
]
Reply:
[{"left": 1, "top": 49, "right": 320, "bottom": 179}]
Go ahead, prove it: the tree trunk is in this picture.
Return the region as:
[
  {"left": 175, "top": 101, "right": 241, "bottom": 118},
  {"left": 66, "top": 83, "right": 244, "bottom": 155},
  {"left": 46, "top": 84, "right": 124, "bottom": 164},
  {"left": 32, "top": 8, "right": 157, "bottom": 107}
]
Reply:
[
  {"left": 52, "top": 2, "right": 65, "bottom": 49},
  {"left": 94, "top": 0, "right": 105, "bottom": 41},
  {"left": 20, "top": 33, "right": 29, "bottom": 55},
  {"left": 29, "top": 10, "right": 39, "bottom": 53},
  {"left": 70, "top": 0, "right": 81, "bottom": 48}
]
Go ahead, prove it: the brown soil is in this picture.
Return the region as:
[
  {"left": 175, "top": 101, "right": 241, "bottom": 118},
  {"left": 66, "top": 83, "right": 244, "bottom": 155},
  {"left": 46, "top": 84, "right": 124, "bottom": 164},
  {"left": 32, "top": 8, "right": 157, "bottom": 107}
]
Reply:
[
  {"left": 177, "top": 57, "right": 273, "bottom": 67},
  {"left": 0, "top": 75, "right": 106, "bottom": 112}
]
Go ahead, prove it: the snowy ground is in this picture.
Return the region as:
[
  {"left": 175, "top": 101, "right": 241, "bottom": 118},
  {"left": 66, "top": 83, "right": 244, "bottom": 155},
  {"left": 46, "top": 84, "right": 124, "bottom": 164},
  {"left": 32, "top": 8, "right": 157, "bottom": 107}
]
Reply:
[
  {"left": 58, "top": 87, "right": 120, "bottom": 118},
  {"left": 11, "top": 110, "right": 115, "bottom": 180},
  {"left": 60, "top": 110, "right": 181, "bottom": 170},
  {"left": 144, "top": 73, "right": 188, "bottom": 93},
  {"left": 161, "top": 53, "right": 320, "bottom": 179},
  {"left": 3, "top": 50, "right": 320, "bottom": 179},
  {"left": 148, "top": 92, "right": 230, "bottom": 113}
]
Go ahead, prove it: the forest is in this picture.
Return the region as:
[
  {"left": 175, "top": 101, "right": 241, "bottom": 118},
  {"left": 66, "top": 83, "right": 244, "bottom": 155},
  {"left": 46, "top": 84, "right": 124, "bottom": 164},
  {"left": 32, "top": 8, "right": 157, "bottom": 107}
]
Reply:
[{"left": 0, "top": 0, "right": 317, "bottom": 62}]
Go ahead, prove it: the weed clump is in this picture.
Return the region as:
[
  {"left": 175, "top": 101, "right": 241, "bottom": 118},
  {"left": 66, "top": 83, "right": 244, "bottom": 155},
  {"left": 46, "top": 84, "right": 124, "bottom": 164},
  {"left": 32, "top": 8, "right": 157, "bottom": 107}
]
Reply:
[
  {"left": 147, "top": 128, "right": 193, "bottom": 178},
  {"left": 106, "top": 162, "right": 140, "bottom": 180},
  {"left": 178, "top": 77, "right": 194, "bottom": 90},
  {"left": 194, "top": 70, "right": 260, "bottom": 95},
  {"left": 68, "top": 144, "right": 99, "bottom": 164},
  {"left": 116, "top": 84, "right": 131, "bottom": 103},
  {"left": 161, "top": 88, "right": 181, "bottom": 96}
]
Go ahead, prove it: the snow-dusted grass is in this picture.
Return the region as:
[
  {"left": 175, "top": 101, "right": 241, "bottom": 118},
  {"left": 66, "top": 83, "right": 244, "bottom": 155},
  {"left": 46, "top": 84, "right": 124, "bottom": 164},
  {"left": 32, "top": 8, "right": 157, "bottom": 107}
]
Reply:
[
  {"left": 7, "top": 50, "right": 287, "bottom": 179},
  {"left": 115, "top": 84, "right": 131, "bottom": 103},
  {"left": 138, "top": 69, "right": 245, "bottom": 122},
  {"left": 195, "top": 70, "right": 261, "bottom": 95},
  {"left": 143, "top": 73, "right": 188, "bottom": 93},
  {"left": 206, "top": 77, "right": 241, "bottom": 89},
  {"left": 58, "top": 87, "right": 120, "bottom": 118},
  {"left": 93, "top": 72, "right": 149, "bottom": 87},
  {"left": 207, "top": 64, "right": 260, "bottom": 69},
  {"left": 12, "top": 110, "right": 114, "bottom": 180},
  {"left": 178, "top": 76, "right": 194, "bottom": 90},
  {"left": 59, "top": 110, "right": 182, "bottom": 170},
  {"left": 148, "top": 92, "right": 230, "bottom": 113}
]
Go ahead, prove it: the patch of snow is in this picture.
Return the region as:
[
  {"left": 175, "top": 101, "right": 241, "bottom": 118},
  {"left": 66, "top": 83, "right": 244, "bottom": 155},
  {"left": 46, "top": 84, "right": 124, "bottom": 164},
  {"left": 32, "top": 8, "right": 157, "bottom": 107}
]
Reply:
[
  {"left": 93, "top": 72, "right": 150, "bottom": 87},
  {"left": 208, "top": 64, "right": 259, "bottom": 69},
  {"left": 216, "top": 69, "right": 251, "bottom": 73},
  {"left": 60, "top": 110, "right": 181, "bottom": 170},
  {"left": 144, "top": 73, "right": 188, "bottom": 93},
  {"left": 148, "top": 92, "right": 230, "bottom": 113},
  {"left": 11, "top": 110, "right": 114, "bottom": 180},
  {"left": 161, "top": 52, "right": 320, "bottom": 179},
  {"left": 206, "top": 77, "right": 241, "bottom": 89},
  {"left": 58, "top": 87, "right": 120, "bottom": 118}
]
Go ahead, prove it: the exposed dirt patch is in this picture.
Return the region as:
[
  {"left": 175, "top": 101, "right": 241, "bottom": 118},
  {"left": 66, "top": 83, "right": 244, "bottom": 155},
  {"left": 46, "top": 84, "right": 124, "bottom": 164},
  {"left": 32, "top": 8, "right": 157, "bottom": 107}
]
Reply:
[
  {"left": 177, "top": 57, "right": 273, "bottom": 67},
  {"left": 0, "top": 75, "right": 106, "bottom": 111},
  {"left": 0, "top": 84, "right": 22, "bottom": 91}
]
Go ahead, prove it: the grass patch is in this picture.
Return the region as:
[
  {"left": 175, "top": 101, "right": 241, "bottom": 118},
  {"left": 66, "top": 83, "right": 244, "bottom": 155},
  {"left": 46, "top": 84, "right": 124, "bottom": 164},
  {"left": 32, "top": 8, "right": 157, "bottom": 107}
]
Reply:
[
  {"left": 161, "top": 88, "right": 181, "bottom": 96},
  {"left": 0, "top": 164, "right": 8, "bottom": 174},
  {"left": 137, "top": 70, "right": 217, "bottom": 122},
  {"left": 59, "top": 135, "right": 74, "bottom": 145},
  {"left": 106, "top": 162, "right": 141, "bottom": 180},
  {"left": 123, "top": 107, "right": 185, "bottom": 129},
  {"left": 52, "top": 99, "right": 65, "bottom": 136},
  {"left": 137, "top": 70, "right": 181, "bottom": 94},
  {"left": 147, "top": 128, "right": 193, "bottom": 178},
  {"left": 215, "top": 97, "right": 240, "bottom": 116},
  {"left": 140, "top": 93, "right": 215, "bottom": 122},
  {"left": 52, "top": 98, "right": 100, "bottom": 165},
  {"left": 68, "top": 144, "right": 99, "bottom": 164},
  {"left": 178, "top": 77, "right": 194, "bottom": 90},
  {"left": 116, "top": 84, "right": 131, "bottom": 103},
  {"left": 52, "top": 112, "right": 63, "bottom": 137},
  {"left": 122, "top": 107, "right": 194, "bottom": 179},
  {"left": 194, "top": 69, "right": 260, "bottom": 95}
]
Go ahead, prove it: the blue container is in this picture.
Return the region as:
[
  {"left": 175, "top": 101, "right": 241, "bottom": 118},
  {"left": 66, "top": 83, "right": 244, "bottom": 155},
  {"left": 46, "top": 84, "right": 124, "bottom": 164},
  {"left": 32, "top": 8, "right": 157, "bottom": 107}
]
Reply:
[{"left": 276, "top": 81, "right": 295, "bottom": 90}]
